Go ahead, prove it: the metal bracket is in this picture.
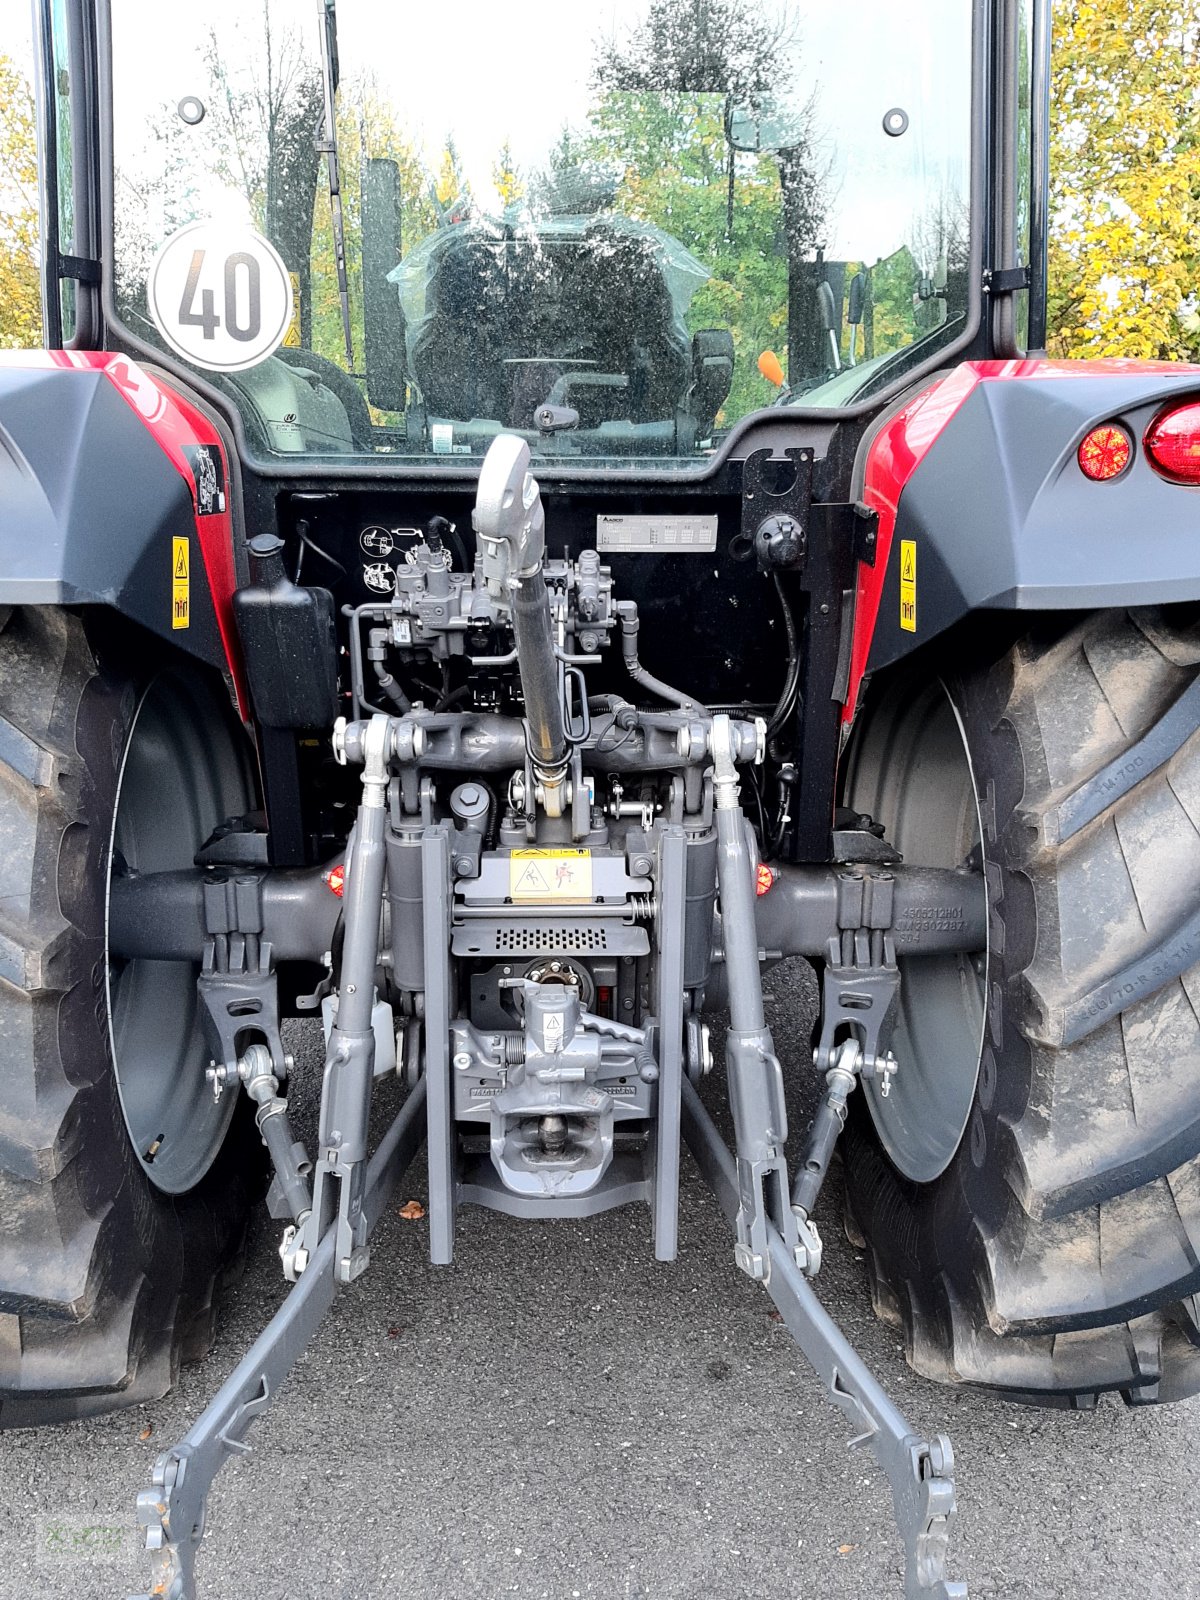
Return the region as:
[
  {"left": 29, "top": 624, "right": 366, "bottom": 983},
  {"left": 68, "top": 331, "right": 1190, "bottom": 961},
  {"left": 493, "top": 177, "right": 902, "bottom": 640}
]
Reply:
[
  {"left": 681, "top": 1077, "right": 968, "bottom": 1599},
  {"left": 735, "top": 445, "right": 813, "bottom": 570},
  {"left": 194, "top": 868, "right": 286, "bottom": 1083},
  {"left": 983, "top": 265, "right": 1032, "bottom": 295},
  {"left": 814, "top": 865, "right": 902, "bottom": 1076},
  {"left": 197, "top": 945, "right": 284, "bottom": 1086},
  {"left": 57, "top": 250, "right": 101, "bottom": 285}
]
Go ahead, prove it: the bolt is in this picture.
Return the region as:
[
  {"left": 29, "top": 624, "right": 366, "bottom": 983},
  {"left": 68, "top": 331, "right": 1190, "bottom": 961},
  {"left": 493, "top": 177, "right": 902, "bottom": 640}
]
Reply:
[
  {"left": 632, "top": 856, "right": 652, "bottom": 876},
  {"left": 453, "top": 1051, "right": 472, "bottom": 1072},
  {"left": 622, "top": 998, "right": 634, "bottom": 1011},
  {"left": 819, "top": 602, "right": 830, "bottom": 615},
  {"left": 502, "top": 966, "right": 513, "bottom": 976},
  {"left": 346, "top": 983, "right": 357, "bottom": 995}
]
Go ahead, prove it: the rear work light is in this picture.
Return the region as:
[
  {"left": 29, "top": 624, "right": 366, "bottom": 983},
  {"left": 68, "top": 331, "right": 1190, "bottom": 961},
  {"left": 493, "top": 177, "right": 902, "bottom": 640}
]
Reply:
[
  {"left": 1078, "top": 423, "right": 1132, "bottom": 481},
  {"left": 1145, "top": 401, "right": 1200, "bottom": 484}
]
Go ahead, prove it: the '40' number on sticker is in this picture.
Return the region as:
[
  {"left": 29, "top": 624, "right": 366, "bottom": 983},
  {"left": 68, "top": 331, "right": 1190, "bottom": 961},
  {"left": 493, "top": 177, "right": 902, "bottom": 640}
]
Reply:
[{"left": 178, "top": 249, "right": 262, "bottom": 344}]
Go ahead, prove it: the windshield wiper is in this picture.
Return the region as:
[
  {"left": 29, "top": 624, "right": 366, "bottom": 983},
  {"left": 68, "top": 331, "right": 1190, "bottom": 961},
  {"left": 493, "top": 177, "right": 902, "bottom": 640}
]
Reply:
[{"left": 316, "top": 0, "right": 354, "bottom": 370}]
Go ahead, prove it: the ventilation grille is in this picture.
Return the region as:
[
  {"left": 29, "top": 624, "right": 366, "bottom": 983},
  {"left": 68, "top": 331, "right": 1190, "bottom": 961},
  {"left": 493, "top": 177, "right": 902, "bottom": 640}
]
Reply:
[
  {"left": 451, "top": 920, "right": 647, "bottom": 959},
  {"left": 494, "top": 925, "right": 609, "bottom": 952}
]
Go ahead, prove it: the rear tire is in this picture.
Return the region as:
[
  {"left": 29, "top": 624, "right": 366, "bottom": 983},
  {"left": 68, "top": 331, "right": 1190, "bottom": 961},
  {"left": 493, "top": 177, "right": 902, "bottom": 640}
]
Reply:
[
  {"left": 842, "top": 608, "right": 1200, "bottom": 1407},
  {"left": 0, "top": 610, "right": 264, "bottom": 1427}
]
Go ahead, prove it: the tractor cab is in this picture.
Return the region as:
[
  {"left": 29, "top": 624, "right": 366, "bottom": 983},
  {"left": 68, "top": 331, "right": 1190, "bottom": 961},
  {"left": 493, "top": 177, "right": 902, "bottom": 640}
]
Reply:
[{"left": 85, "top": 0, "right": 1009, "bottom": 467}]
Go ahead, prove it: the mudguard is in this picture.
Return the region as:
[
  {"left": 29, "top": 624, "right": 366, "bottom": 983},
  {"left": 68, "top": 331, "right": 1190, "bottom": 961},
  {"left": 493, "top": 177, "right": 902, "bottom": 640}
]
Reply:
[
  {"left": 0, "top": 350, "right": 245, "bottom": 705},
  {"left": 847, "top": 358, "right": 1200, "bottom": 720}
]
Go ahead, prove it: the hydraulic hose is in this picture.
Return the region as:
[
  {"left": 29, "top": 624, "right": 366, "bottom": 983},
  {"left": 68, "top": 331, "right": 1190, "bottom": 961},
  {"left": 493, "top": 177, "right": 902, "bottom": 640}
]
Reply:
[
  {"left": 764, "top": 574, "right": 800, "bottom": 743},
  {"left": 616, "top": 602, "right": 701, "bottom": 711}
]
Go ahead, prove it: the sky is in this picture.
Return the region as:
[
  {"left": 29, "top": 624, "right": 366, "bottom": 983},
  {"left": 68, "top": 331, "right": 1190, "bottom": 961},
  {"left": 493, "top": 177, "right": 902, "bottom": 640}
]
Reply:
[
  {"left": 2, "top": 0, "right": 33, "bottom": 64},
  {"left": 107, "top": 0, "right": 971, "bottom": 265}
]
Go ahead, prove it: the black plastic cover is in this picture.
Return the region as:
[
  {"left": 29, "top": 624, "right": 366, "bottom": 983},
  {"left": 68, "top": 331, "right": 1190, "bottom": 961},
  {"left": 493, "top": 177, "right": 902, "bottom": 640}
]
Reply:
[{"left": 233, "top": 534, "right": 338, "bottom": 728}]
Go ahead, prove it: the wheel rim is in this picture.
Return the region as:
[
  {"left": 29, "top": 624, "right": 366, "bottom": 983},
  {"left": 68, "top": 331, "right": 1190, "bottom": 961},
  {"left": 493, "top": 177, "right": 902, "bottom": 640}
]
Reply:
[
  {"left": 105, "top": 675, "right": 254, "bottom": 1195},
  {"left": 842, "top": 676, "right": 987, "bottom": 1183}
]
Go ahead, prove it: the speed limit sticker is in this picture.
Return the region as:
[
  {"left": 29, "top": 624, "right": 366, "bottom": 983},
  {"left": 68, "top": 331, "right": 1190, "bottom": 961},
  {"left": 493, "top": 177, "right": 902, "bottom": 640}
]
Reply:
[{"left": 148, "top": 222, "right": 292, "bottom": 372}]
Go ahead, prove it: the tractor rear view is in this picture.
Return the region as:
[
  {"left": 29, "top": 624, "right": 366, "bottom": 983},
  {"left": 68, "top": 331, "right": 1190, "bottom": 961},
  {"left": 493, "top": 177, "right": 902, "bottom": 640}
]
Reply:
[{"left": 4, "top": 1, "right": 1200, "bottom": 1595}]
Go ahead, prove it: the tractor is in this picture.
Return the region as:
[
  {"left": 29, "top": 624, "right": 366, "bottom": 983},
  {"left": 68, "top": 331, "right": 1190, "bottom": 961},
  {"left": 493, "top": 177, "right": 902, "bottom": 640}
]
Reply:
[{"left": 4, "top": 0, "right": 1200, "bottom": 1595}]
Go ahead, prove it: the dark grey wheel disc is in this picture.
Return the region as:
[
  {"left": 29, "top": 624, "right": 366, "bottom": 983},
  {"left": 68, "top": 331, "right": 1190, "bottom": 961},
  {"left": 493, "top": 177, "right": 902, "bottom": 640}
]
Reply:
[
  {"left": 105, "top": 675, "right": 254, "bottom": 1194},
  {"left": 842, "top": 676, "right": 987, "bottom": 1182}
]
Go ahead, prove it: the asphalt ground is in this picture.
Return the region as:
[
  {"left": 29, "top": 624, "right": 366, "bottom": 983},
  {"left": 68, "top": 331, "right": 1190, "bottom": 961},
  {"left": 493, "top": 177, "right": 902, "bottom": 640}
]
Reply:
[{"left": 2, "top": 960, "right": 1198, "bottom": 1600}]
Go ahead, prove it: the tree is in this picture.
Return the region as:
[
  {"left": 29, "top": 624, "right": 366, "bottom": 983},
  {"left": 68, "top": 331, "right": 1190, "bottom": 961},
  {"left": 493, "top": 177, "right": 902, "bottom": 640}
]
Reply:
[
  {"left": 0, "top": 54, "right": 42, "bottom": 349},
  {"left": 1048, "top": 2, "right": 1200, "bottom": 360},
  {"left": 592, "top": 0, "right": 796, "bottom": 103},
  {"left": 589, "top": 0, "right": 824, "bottom": 418},
  {"left": 198, "top": 5, "right": 323, "bottom": 343},
  {"left": 308, "top": 82, "right": 437, "bottom": 369},
  {"left": 491, "top": 140, "right": 524, "bottom": 209},
  {"left": 112, "top": 3, "right": 324, "bottom": 343}
]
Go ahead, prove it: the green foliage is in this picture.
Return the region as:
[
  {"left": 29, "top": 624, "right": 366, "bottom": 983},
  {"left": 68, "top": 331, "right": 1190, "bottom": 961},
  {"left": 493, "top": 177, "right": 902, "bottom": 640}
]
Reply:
[
  {"left": 1048, "top": 2, "right": 1200, "bottom": 359},
  {"left": 582, "top": 89, "right": 788, "bottom": 418}
]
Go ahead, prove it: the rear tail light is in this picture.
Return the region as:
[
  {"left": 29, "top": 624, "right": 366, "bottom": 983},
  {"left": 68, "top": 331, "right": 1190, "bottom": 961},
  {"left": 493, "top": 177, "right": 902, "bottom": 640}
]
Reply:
[
  {"left": 1144, "top": 401, "right": 1200, "bottom": 484},
  {"left": 1078, "top": 424, "right": 1132, "bottom": 481}
]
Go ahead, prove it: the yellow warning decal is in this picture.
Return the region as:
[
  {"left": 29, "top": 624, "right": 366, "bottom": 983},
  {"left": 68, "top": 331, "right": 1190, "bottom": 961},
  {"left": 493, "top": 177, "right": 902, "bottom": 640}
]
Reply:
[
  {"left": 283, "top": 271, "right": 302, "bottom": 348},
  {"left": 509, "top": 848, "right": 593, "bottom": 902},
  {"left": 172, "top": 536, "right": 190, "bottom": 630},
  {"left": 899, "top": 538, "right": 916, "bottom": 633}
]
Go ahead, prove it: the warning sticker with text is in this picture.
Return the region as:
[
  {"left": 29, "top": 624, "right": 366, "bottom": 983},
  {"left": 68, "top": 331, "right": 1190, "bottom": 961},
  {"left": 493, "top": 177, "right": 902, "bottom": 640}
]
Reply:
[
  {"left": 284, "top": 271, "right": 302, "bottom": 348},
  {"left": 509, "top": 849, "right": 593, "bottom": 902},
  {"left": 172, "top": 537, "right": 190, "bottom": 630},
  {"left": 899, "top": 539, "right": 916, "bottom": 633}
]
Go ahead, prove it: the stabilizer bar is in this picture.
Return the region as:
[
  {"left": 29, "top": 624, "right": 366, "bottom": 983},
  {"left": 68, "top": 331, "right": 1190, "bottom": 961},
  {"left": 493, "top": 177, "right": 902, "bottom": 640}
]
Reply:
[
  {"left": 129, "top": 1079, "right": 427, "bottom": 1600},
  {"left": 680, "top": 1077, "right": 968, "bottom": 1600}
]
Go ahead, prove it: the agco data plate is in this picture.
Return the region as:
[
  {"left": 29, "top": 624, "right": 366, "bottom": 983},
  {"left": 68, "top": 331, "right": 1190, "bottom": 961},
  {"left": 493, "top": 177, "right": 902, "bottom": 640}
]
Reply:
[{"left": 596, "top": 513, "right": 719, "bottom": 553}]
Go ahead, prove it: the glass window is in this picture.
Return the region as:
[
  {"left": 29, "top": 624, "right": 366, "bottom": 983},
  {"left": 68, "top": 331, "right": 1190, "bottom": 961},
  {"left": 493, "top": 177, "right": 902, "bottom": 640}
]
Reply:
[
  {"left": 49, "top": 0, "right": 77, "bottom": 340},
  {"left": 110, "top": 0, "right": 974, "bottom": 466}
]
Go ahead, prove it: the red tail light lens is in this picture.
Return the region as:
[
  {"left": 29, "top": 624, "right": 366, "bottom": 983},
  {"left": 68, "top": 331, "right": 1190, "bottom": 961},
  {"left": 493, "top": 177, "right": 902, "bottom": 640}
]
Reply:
[
  {"left": 1078, "top": 424, "right": 1132, "bottom": 481},
  {"left": 1145, "top": 402, "right": 1200, "bottom": 484}
]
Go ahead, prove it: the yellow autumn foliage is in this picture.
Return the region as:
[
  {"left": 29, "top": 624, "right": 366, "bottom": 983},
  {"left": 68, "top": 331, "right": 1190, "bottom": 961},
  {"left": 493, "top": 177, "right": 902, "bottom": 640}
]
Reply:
[
  {"left": 1048, "top": 3, "right": 1200, "bottom": 359},
  {"left": 0, "top": 54, "right": 42, "bottom": 350}
]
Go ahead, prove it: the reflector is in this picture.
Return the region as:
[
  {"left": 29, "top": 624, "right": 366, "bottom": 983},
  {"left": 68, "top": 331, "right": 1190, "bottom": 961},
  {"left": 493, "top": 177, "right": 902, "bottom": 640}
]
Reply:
[
  {"left": 1078, "top": 424, "right": 1132, "bottom": 481},
  {"left": 1145, "top": 402, "right": 1200, "bottom": 484}
]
